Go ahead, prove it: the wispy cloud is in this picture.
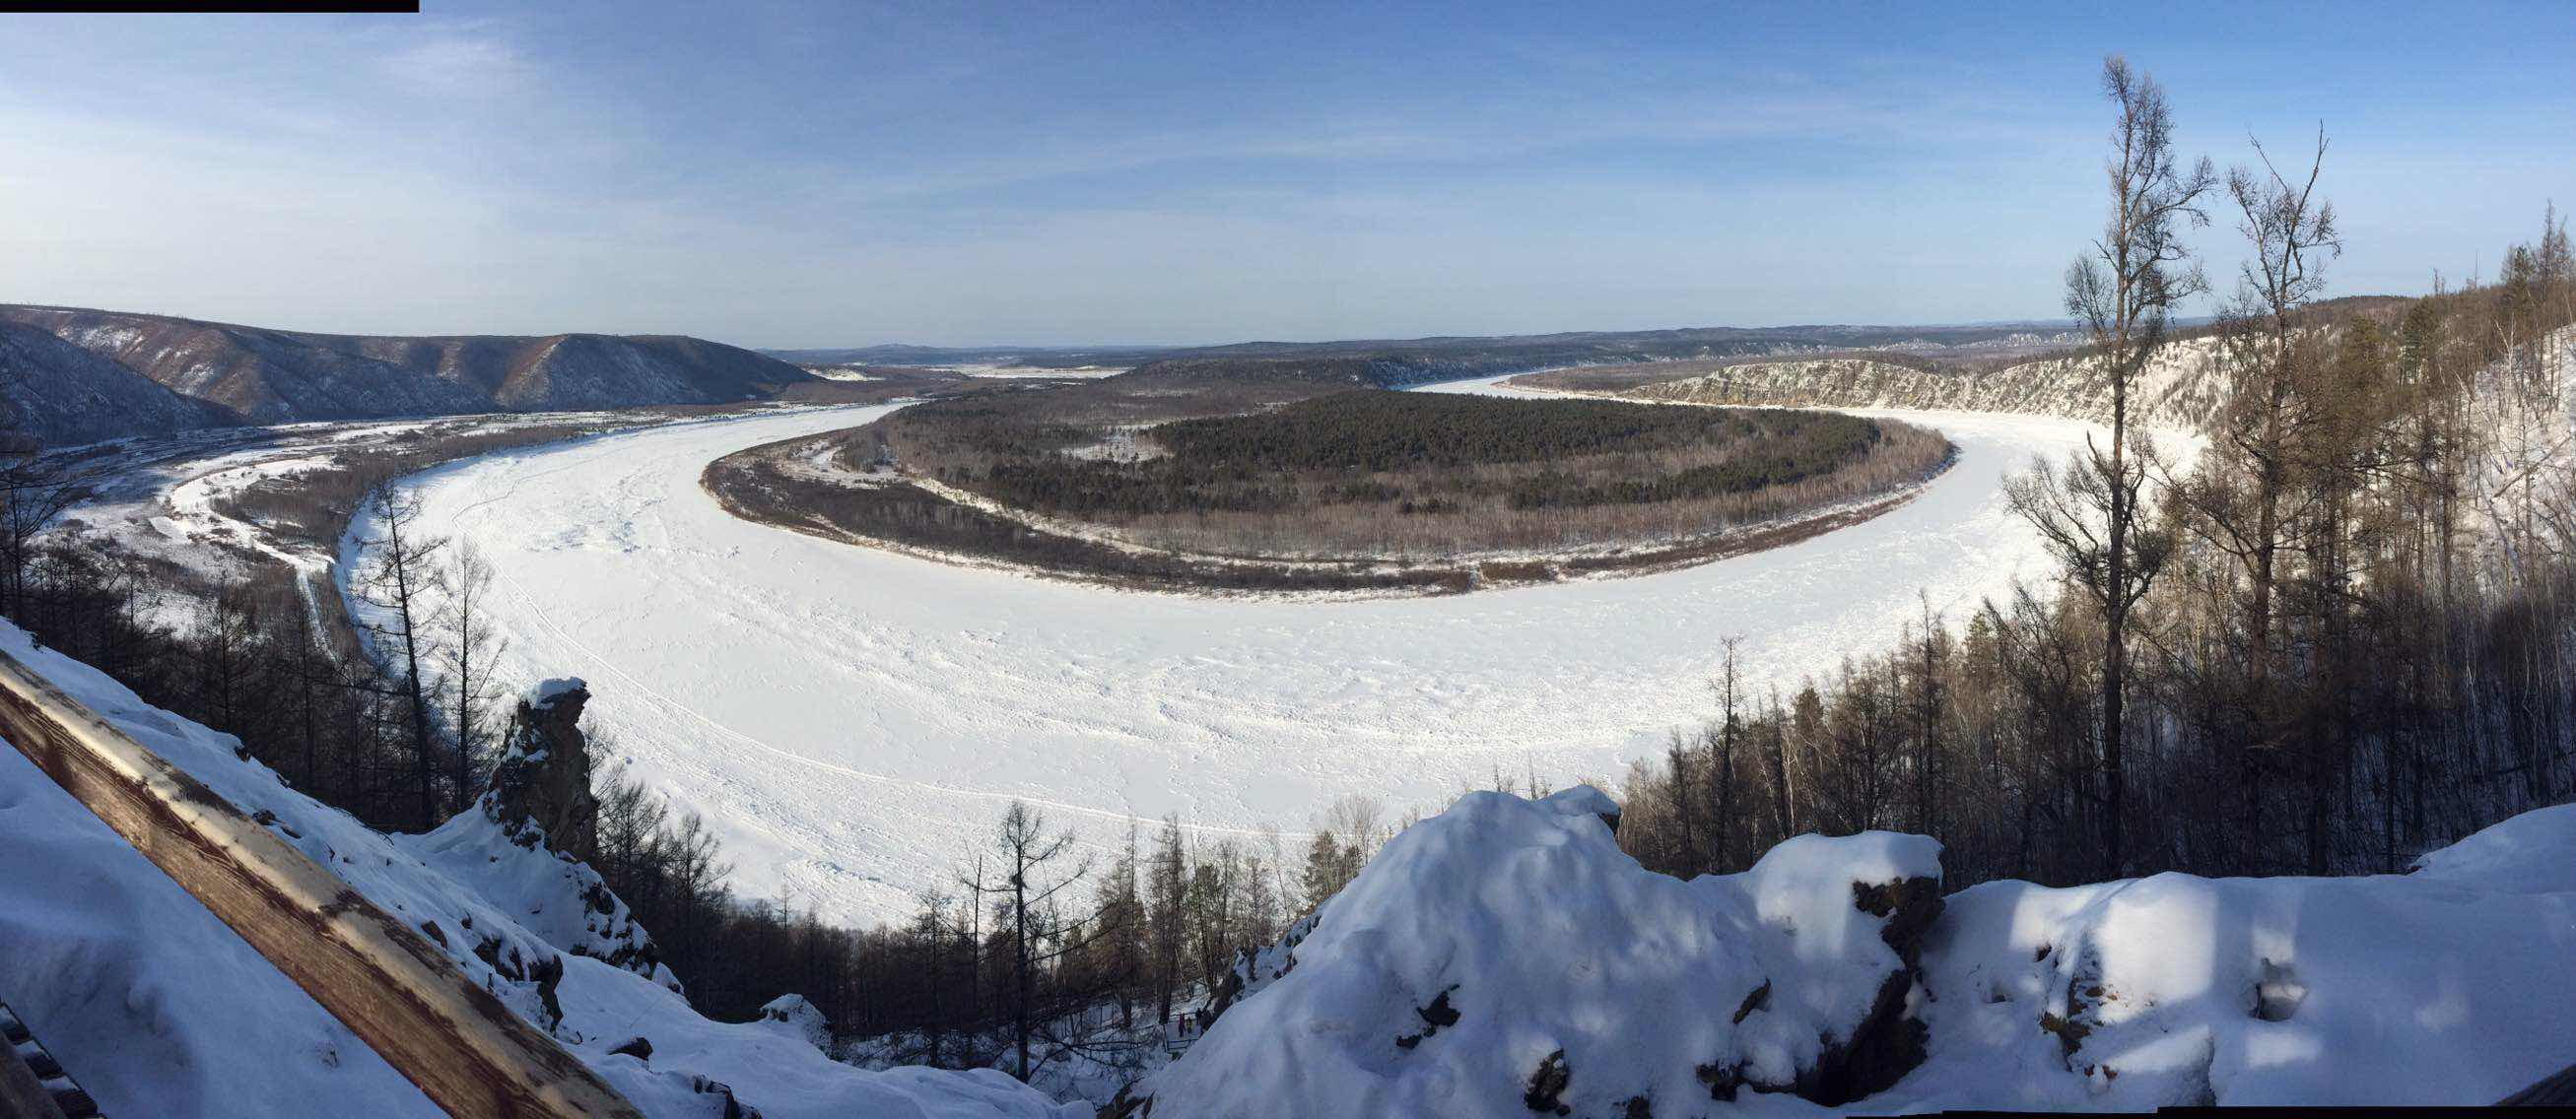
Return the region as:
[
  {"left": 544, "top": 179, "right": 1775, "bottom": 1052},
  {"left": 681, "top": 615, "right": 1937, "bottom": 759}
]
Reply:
[{"left": 373, "top": 19, "right": 536, "bottom": 97}]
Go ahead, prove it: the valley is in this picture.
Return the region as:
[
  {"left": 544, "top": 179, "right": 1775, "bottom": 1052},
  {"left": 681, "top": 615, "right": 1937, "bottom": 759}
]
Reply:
[{"left": 335, "top": 383, "right": 2098, "bottom": 926}]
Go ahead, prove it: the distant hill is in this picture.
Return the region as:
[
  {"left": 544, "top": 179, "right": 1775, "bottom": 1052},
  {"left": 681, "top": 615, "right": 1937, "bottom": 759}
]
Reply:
[
  {"left": 0, "top": 316, "right": 230, "bottom": 445},
  {"left": 767, "top": 322, "right": 2089, "bottom": 376},
  {"left": 763, "top": 342, "right": 1169, "bottom": 368},
  {"left": 0, "top": 304, "right": 822, "bottom": 445}
]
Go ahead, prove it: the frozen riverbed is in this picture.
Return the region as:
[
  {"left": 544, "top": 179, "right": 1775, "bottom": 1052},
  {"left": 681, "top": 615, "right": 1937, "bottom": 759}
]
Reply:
[{"left": 378, "top": 381, "right": 2103, "bottom": 925}]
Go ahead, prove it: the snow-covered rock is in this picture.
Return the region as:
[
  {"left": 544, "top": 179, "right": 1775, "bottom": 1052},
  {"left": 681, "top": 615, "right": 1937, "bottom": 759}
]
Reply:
[
  {"left": 1903, "top": 823, "right": 2576, "bottom": 1110},
  {"left": 1143, "top": 787, "right": 2576, "bottom": 1117},
  {"left": 0, "top": 620, "right": 1072, "bottom": 1118},
  {"left": 759, "top": 995, "right": 833, "bottom": 1049},
  {"left": 1138, "top": 787, "right": 1945, "bottom": 1117}
]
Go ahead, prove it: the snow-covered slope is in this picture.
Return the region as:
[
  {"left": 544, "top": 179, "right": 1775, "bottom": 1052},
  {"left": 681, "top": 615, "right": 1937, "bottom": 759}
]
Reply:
[
  {"left": 0, "top": 316, "right": 227, "bottom": 444},
  {"left": 1618, "top": 338, "right": 2229, "bottom": 434},
  {"left": 1137, "top": 786, "right": 2576, "bottom": 1117},
  {"left": 0, "top": 304, "right": 822, "bottom": 443},
  {"left": 0, "top": 619, "right": 1074, "bottom": 1119}
]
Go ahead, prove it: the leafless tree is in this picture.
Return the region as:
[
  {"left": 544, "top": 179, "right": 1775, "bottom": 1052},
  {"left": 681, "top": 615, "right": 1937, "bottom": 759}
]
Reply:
[
  {"left": 436, "top": 543, "right": 508, "bottom": 815},
  {"left": 963, "top": 801, "right": 1088, "bottom": 1081},
  {"left": 2013, "top": 54, "right": 2214, "bottom": 877},
  {"left": 351, "top": 486, "right": 450, "bottom": 828},
  {"left": 0, "top": 433, "right": 85, "bottom": 621}
]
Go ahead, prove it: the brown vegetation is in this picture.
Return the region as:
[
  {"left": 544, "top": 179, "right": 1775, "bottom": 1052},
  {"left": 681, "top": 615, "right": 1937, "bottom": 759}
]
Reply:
[{"left": 709, "top": 387, "right": 1950, "bottom": 594}]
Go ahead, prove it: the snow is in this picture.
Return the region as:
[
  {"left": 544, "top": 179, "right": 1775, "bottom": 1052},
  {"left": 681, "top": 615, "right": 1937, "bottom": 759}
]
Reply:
[
  {"left": 1142, "top": 787, "right": 1942, "bottom": 1116},
  {"left": 357, "top": 381, "right": 2107, "bottom": 927},
  {"left": 0, "top": 618, "right": 1076, "bottom": 1118},
  {"left": 1533, "top": 782, "right": 1619, "bottom": 821},
  {"left": 759, "top": 995, "right": 833, "bottom": 1047},
  {"left": 1900, "top": 834, "right": 2576, "bottom": 1109},
  {"left": 1140, "top": 790, "right": 2576, "bottom": 1116},
  {"left": 2407, "top": 802, "right": 2576, "bottom": 895},
  {"left": 528, "top": 676, "right": 589, "bottom": 709}
]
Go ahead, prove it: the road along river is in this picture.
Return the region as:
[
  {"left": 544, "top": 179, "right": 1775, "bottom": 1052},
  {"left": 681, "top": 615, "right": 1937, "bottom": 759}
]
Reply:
[{"left": 372, "top": 381, "right": 2102, "bottom": 925}]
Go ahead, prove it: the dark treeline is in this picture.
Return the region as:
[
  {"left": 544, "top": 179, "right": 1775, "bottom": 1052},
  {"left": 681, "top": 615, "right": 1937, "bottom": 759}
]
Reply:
[
  {"left": 1618, "top": 62, "right": 2576, "bottom": 888},
  {"left": 1157, "top": 392, "right": 1837, "bottom": 473},
  {"left": 585, "top": 792, "right": 1383, "bottom": 1078},
  {"left": 846, "top": 376, "right": 1950, "bottom": 563},
  {"left": 705, "top": 451, "right": 1468, "bottom": 594},
  {"left": 957, "top": 393, "right": 1893, "bottom": 521}
]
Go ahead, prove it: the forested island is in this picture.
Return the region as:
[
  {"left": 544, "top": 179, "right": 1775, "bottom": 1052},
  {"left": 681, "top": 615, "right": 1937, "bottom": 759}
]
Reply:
[{"left": 706, "top": 374, "right": 1950, "bottom": 594}]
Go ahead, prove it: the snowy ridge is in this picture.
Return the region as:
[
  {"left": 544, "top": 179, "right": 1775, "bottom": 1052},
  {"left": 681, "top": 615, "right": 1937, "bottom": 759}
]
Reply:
[
  {"left": 1618, "top": 337, "right": 2230, "bottom": 434},
  {"left": 1139, "top": 785, "right": 2576, "bottom": 1116},
  {"left": 0, "top": 304, "right": 823, "bottom": 443},
  {"left": 2466, "top": 323, "right": 2576, "bottom": 579},
  {"left": 0, "top": 619, "right": 1075, "bottom": 1119}
]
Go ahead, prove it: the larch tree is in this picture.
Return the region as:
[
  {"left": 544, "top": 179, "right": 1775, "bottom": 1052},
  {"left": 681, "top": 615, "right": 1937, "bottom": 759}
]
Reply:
[
  {"left": 352, "top": 486, "right": 450, "bottom": 829},
  {"left": 436, "top": 543, "right": 508, "bottom": 816},
  {"left": 2009, "top": 54, "right": 2212, "bottom": 878}
]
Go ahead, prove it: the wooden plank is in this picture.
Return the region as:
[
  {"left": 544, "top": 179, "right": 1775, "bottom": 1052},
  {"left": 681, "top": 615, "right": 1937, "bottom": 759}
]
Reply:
[
  {"left": 0, "top": 648, "right": 640, "bottom": 1118},
  {"left": 0, "top": 1030, "right": 71, "bottom": 1119},
  {"left": 1, "top": 1002, "right": 90, "bottom": 1119},
  {"left": 2502, "top": 1061, "right": 2576, "bottom": 1106}
]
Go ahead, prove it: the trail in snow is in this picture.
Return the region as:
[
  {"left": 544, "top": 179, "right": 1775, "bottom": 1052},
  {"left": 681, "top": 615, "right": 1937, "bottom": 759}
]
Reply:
[{"left": 378, "top": 381, "right": 2103, "bottom": 925}]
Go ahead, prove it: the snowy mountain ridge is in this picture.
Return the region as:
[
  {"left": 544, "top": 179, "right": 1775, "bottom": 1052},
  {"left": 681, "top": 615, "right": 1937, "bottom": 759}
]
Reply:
[{"left": 0, "top": 304, "right": 823, "bottom": 445}]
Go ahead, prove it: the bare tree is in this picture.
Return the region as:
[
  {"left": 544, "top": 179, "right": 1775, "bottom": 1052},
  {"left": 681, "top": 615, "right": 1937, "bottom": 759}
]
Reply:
[
  {"left": 963, "top": 801, "right": 1089, "bottom": 1082},
  {"left": 1708, "top": 635, "right": 1745, "bottom": 870},
  {"left": 0, "top": 432, "right": 84, "bottom": 621},
  {"left": 2014, "top": 54, "right": 2213, "bottom": 878},
  {"left": 436, "top": 543, "right": 508, "bottom": 815},
  {"left": 351, "top": 486, "right": 450, "bottom": 828}
]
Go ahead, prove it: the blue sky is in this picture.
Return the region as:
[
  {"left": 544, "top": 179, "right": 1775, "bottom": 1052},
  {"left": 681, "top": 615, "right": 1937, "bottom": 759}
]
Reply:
[{"left": 2, "top": 2, "right": 2569, "bottom": 347}]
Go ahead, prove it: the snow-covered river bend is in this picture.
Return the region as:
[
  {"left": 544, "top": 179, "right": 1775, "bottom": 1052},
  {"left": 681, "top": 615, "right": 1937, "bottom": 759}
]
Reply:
[{"left": 383, "top": 378, "right": 2101, "bottom": 925}]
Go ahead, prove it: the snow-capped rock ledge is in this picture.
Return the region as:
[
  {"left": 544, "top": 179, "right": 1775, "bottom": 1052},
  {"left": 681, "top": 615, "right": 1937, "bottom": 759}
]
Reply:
[{"left": 1136, "top": 785, "right": 2576, "bottom": 1117}]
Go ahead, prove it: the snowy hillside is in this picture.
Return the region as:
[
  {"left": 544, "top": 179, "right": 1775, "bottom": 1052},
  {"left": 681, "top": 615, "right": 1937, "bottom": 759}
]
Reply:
[
  {"left": 1618, "top": 337, "right": 2229, "bottom": 434},
  {"left": 0, "top": 619, "right": 1074, "bottom": 1119},
  {"left": 0, "top": 316, "right": 227, "bottom": 444},
  {"left": 0, "top": 304, "right": 823, "bottom": 444},
  {"left": 1130, "top": 785, "right": 2576, "bottom": 1116}
]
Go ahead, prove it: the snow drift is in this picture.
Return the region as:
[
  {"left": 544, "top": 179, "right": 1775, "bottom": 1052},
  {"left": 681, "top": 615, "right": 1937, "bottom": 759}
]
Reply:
[
  {"left": 0, "top": 620, "right": 1072, "bottom": 1119},
  {"left": 1137, "top": 786, "right": 1947, "bottom": 1116},
  {"left": 1140, "top": 785, "right": 2576, "bottom": 1117}
]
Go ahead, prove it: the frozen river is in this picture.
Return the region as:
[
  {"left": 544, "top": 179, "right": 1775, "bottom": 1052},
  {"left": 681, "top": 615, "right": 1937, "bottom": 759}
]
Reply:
[{"left": 381, "top": 379, "right": 2101, "bottom": 924}]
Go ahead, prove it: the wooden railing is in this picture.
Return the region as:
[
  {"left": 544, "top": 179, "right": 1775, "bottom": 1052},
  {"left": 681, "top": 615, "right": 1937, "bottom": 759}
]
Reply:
[{"left": 0, "top": 647, "right": 640, "bottom": 1118}]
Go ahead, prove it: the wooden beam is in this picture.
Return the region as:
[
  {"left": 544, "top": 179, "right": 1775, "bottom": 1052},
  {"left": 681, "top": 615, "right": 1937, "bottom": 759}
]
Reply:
[
  {"left": 2502, "top": 1061, "right": 2576, "bottom": 1106},
  {"left": 0, "top": 648, "right": 640, "bottom": 1118}
]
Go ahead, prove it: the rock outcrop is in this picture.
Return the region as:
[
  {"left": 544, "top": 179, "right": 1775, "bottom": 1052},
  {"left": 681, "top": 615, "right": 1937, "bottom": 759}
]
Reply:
[{"left": 481, "top": 678, "right": 602, "bottom": 861}]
